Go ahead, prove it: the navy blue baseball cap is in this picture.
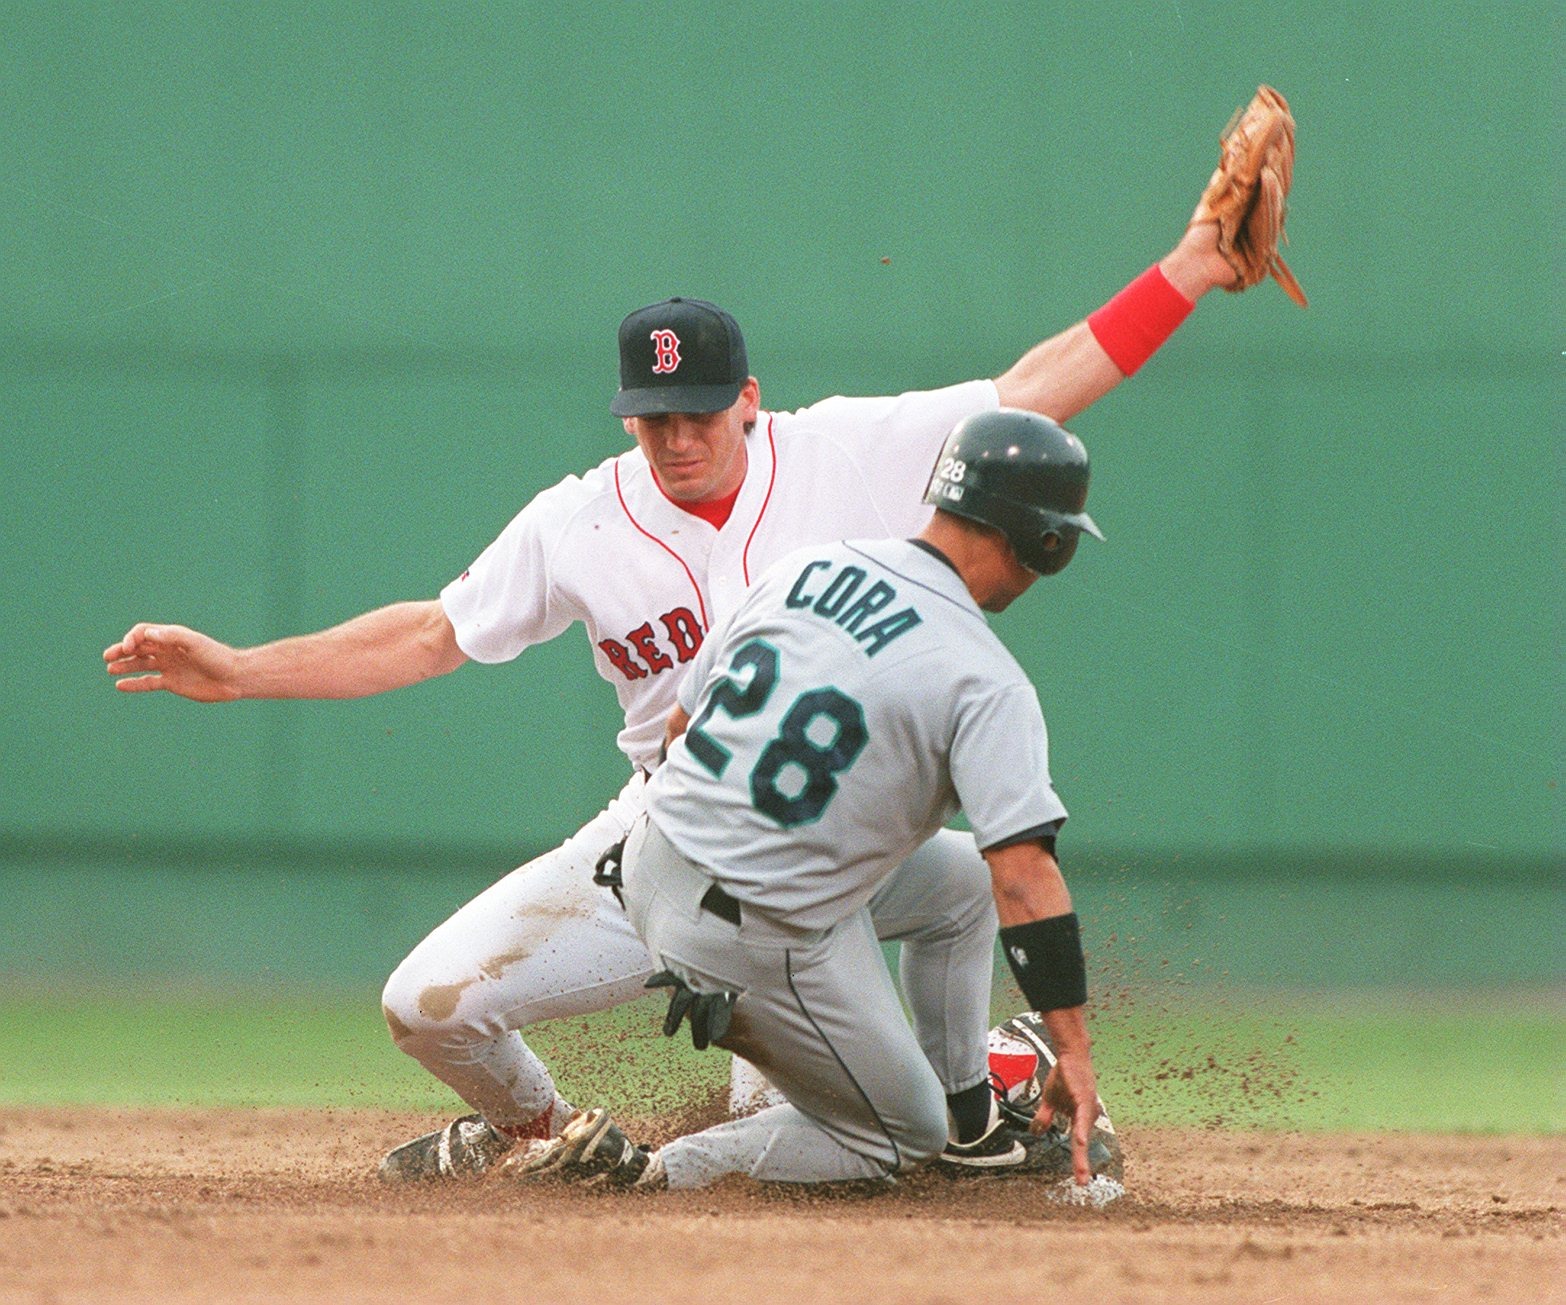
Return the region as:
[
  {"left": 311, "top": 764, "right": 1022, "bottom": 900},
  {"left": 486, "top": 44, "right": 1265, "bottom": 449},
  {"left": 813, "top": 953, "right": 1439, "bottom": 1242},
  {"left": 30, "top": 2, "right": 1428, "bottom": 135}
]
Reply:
[{"left": 610, "top": 297, "right": 749, "bottom": 417}]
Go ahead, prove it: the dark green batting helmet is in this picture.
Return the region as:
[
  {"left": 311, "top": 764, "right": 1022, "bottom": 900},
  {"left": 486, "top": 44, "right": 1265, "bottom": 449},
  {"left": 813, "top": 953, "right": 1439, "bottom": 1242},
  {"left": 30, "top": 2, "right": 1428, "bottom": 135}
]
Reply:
[{"left": 922, "top": 408, "right": 1104, "bottom": 575}]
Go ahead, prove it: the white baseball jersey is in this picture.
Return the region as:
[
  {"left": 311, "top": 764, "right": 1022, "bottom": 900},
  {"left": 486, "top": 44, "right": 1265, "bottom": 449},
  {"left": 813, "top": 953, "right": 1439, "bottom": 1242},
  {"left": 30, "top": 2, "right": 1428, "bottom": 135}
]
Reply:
[
  {"left": 646, "top": 538, "right": 1068, "bottom": 930},
  {"left": 440, "top": 381, "right": 998, "bottom": 768}
]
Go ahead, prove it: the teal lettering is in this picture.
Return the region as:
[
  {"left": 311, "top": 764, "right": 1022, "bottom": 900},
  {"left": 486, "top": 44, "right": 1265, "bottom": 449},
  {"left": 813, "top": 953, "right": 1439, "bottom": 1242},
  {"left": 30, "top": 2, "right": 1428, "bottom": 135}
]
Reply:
[
  {"left": 786, "top": 559, "right": 832, "bottom": 609},
  {"left": 836, "top": 579, "right": 896, "bottom": 633},
  {"left": 813, "top": 566, "right": 865, "bottom": 619},
  {"left": 856, "top": 607, "right": 922, "bottom": 656}
]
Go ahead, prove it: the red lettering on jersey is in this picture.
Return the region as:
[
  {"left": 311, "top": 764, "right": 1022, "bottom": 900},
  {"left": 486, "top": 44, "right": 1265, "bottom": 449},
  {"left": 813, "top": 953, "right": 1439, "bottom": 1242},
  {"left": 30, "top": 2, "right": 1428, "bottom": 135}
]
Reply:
[
  {"left": 660, "top": 607, "right": 703, "bottom": 663},
  {"left": 625, "top": 622, "right": 674, "bottom": 674},
  {"left": 598, "top": 638, "right": 648, "bottom": 681},
  {"left": 650, "top": 329, "right": 681, "bottom": 374}
]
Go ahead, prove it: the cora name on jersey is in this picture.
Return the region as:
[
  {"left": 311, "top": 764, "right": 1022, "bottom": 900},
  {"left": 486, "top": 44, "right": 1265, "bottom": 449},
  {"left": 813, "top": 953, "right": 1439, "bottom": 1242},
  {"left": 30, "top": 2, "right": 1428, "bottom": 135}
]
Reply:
[{"left": 597, "top": 606, "right": 704, "bottom": 681}]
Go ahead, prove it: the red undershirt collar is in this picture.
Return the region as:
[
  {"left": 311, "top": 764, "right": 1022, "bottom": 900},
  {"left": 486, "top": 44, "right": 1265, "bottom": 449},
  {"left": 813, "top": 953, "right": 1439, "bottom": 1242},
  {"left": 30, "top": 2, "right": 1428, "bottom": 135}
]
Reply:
[{"left": 656, "top": 477, "right": 743, "bottom": 530}]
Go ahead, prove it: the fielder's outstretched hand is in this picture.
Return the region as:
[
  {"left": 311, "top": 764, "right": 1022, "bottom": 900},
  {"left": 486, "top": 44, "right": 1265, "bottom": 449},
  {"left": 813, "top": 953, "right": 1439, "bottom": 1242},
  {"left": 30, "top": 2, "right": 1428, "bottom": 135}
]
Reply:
[
  {"left": 1188, "top": 84, "right": 1307, "bottom": 306},
  {"left": 1034, "top": 1046, "right": 1101, "bottom": 1186},
  {"left": 103, "top": 623, "right": 240, "bottom": 701}
]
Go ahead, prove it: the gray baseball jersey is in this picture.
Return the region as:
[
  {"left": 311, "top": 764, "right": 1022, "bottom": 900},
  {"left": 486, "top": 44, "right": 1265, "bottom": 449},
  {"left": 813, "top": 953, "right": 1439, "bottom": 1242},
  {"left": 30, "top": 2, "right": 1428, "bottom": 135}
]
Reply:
[
  {"left": 647, "top": 538, "right": 1067, "bottom": 930},
  {"left": 627, "top": 537, "right": 1069, "bottom": 1187}
]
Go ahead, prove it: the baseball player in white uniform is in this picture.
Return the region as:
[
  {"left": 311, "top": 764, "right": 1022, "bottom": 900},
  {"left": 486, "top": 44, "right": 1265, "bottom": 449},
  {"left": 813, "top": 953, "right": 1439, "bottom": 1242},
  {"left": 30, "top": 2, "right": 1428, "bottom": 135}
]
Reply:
[
  {"left": 104, "top": 210, "right": 1242, "bottom": 1180},
  {"left": 511, "top": 409, "right": 1119, "bottom": 1196}
]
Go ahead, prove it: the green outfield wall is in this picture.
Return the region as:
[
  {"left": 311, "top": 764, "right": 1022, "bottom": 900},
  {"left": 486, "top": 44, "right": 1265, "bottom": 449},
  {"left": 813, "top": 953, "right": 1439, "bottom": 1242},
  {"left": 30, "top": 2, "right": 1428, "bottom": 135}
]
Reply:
[{"left": 1, "top": 3, "right": 1559, "bottom": 987}]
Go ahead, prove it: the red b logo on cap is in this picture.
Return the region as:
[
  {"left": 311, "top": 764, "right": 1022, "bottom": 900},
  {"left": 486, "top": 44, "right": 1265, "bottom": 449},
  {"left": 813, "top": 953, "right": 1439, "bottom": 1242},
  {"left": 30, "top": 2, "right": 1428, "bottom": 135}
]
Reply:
[{"left": 650, "top": 329, "right": 681, "bottom": 374}]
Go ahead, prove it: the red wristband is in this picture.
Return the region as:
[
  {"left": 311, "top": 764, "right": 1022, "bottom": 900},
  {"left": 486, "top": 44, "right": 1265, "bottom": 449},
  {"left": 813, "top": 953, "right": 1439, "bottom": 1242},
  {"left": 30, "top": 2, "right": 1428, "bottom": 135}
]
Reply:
[{"left": 1086, "top": 264, "right": 1195, "bottom": 376}]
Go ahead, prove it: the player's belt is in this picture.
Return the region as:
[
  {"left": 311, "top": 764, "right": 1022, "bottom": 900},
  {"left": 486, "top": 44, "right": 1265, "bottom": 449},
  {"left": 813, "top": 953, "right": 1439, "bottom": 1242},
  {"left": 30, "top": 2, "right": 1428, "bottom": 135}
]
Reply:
[{"left": 699, "top": 883, "right": 742, "bottom": 926}]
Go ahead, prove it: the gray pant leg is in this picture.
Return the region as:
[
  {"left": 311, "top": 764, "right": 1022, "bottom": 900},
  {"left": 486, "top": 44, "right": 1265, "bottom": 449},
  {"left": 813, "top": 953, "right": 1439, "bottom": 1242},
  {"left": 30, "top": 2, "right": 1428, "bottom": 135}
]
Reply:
[
  {"left": 868, "top": 828, "right": 997, "bottom": 1094},
  {"left": 624, "top": 824, "right": 947, "bottom": 1188},
  {"left": 654, "top": 1102, "right": 892, "bottom": 1189}
]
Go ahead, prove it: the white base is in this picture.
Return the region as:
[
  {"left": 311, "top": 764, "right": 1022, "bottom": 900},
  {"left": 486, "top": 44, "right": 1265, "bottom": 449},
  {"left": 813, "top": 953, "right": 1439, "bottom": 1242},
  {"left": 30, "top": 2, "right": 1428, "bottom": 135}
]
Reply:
[{"left": 1044, "top": 1174, "right": 1126, "bottom": 1208}]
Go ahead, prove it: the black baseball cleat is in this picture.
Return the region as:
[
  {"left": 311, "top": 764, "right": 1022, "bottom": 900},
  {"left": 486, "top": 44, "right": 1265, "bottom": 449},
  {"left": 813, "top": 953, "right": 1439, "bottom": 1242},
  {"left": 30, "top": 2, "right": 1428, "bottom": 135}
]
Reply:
[
  {"left": 988, "top": 1011, "right": 1125, "bottom": 1183},
  {"left": 1017, "top": 1119, "right": 1123, "bottom": 1181},
  {"left": 983, "top": 1102, "right": 1121, "bottom": 1184},
  {"left": 935, "top": 1105, "right": 1122, "bottom": 1181},
  {"left": 935, "top": 1116, "right": 1028, "bottom": 1171},
  {"left": 377, "top": 1113, "right": 515, "bottom": 1183},
  {"left": 992, "top": 1101, "right": 1124, "bottom": 1183},
  {"left": 503, "top": 1108, "right": 663, "bottom": 1189}
]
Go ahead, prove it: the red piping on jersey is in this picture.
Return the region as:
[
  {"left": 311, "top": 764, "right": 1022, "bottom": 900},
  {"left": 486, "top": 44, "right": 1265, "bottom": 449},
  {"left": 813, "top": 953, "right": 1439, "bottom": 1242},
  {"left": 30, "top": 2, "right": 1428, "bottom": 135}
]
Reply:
[
  {"left": 614, "top": 460, "right": 710, "bottom": 629},
  {"left": 740, "top": 414, "right": 778, "bottom": 586}
]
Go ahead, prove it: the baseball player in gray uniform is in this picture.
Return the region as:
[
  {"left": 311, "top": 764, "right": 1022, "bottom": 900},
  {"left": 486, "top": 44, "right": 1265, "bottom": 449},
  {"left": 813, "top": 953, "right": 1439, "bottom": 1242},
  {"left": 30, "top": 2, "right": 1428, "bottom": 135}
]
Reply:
[
  {"left": 105, "top": 207, "right": 1244, "bottom": 1181},
  {"left": 512, "top": 409, "right": 1117, "bottom": 1196}
]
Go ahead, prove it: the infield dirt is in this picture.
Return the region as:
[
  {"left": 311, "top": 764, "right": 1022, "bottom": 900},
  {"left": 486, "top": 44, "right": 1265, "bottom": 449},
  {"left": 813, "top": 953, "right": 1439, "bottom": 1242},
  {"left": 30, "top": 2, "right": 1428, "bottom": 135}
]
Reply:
[{"left": 0, "top": 1107, "right": 1559, "bottom": 1303}]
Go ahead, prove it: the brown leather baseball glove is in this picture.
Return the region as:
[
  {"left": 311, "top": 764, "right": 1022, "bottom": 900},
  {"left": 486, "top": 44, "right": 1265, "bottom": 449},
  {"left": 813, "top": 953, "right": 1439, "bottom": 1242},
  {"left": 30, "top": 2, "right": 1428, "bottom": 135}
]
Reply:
[{"left": 1191, "top": 85, "right": 1307, "bottom": 307}]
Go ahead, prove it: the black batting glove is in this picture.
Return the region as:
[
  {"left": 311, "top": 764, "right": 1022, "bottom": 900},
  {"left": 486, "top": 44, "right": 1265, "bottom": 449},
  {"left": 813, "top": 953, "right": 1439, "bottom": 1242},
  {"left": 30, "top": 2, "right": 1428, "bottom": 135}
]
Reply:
[{"left": 645, "top": 969, "right": 737, "bottom": 1050}]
